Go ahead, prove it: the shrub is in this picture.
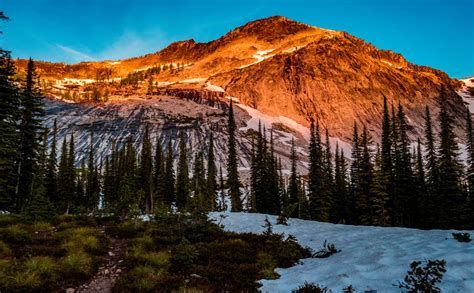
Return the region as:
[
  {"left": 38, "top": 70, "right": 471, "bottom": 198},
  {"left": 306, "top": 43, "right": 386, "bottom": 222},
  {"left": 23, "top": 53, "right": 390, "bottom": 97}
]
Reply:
[
  {"left": 111, "top": 220, "right": 145, "bottom": 238},
  {"left": 0, "top": 224, "right": 32, "bottom": 244},
  {"left": 452, "top": 232, "right": 471, "bottom": 243},
  {"left": 292, "top": 282, "right": 330, "bottom": 293},
  {"left": 397, "top": 259, "right": 447, "bottom": 293},
  {"left": 171, "top": 238, "right": 198, "bottom": 274},
  {"left": 61, "top": 251, "right": 94, "bottom": 278},
  {"left": 0, "top": 240, "right": 11, "bottom": 257},
  {"left": 61, "top": 235, "right": 106, "bottom": 255},
  {"left": 5, "top": 270, "right": 42, "bottom": 291},
  {"left": 24, "top": 256, "right": 58, "bottom": 280},
  {"left": 0, "top": 214, "right": 21, "bottom": 227},
  {"left": 256, "top": 252, "right": 278, "bottom": 279},
  {"left": 31, "top": 221, "right": 53, "bottom": 233},
  {"left": 312, "top": 240, "right": 340, "bottom": 258}
]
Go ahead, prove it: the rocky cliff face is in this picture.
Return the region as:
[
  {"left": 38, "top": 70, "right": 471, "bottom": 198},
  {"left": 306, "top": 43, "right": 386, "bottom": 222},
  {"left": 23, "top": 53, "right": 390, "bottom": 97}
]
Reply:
[{"left": 15, "top": 16, "right": 471, "bottom": 169}]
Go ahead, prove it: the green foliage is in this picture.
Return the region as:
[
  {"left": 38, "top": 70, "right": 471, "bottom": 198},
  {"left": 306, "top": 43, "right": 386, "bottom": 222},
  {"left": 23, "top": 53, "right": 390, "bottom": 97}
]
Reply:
[
  {"left": 452, "top": 232, "right": 471, "bottom": 243},
  {"left": 60, "top": 250, "right": 94, "bottom": 278},
  {"left": 0, "top": 240, "right": 11, "bottom": 257},
  {"left": 292, "top": 282, "right": 330, "bottom": 293},
  {"left": 311, "top": 240, "right": 340, "bottom": 258},
  {"left": 0, "top": 224, "right": 32, "bottom": 244},
  {"left": 397, "top": 259, "right": 447, "bottom": 293},
  {"left": 22, "top": 193, "right": 55, "bottom": 221}
]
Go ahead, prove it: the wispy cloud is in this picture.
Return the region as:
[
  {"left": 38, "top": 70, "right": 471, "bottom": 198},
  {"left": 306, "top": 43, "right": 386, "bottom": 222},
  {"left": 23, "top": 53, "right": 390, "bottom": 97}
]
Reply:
[{"left": 56, "top": 44, "right": 96, "bottom": 62}]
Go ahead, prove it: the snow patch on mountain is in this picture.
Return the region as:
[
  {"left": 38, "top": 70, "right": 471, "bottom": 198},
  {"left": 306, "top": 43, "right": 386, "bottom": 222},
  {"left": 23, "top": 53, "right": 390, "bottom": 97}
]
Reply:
[
  {"left": 457, "top": 78, "right": 474, "bottom": 112},
  {"left": 236, "top": 103, "right": 352, "bottom": 156},
  {"left": 210, "top": 212, "right": 474, "bottom": 293},
  {"left": 239, "top": 49, "right": 275, "bottom": 69}
]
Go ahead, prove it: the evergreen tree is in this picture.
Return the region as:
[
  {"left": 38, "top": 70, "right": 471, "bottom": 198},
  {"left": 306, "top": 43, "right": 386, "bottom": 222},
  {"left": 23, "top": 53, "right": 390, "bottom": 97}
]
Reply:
[
  {"left": 139, "top": 125, "right": 153, "bottom": 213},
  {"left": 218, "top": 166, "right": 227, "bottom": 211},
  {"left": 191, "top": 151, "right": 207, "bottom": 211},
  {"left": 85, "top": 133, "right": 100, "bottom": 213},
  {"left": 380, "top": 96, "right": 394, "bottom": 223},
  {"left": 464, "top": 107, "right": 474, "bottom": 227},
  {"left": 226, "top": 99, "right": 241, "bottom": 211},
  {"left": 57, "top": 138, "right": 73, "bottom": 213},
  {"left": 308, "top": 119, "right": 326, "bottom": 221},
  {"left": 355, "top": 125, "right": 373, "bottom": 225},
  {"left": 437, "top": 98, "right": 467, "bottom": 228},
  {"left": 392, "top": 103, "right": 415, "bottom": 227},
  {"left": 16, "top": 58, "right": 44, "bottom": 211},
  {"left": 206, "top": 132, "right": 218, "bottom": 211},
  {"left": 414, "top": 138, "right": 428, "bottom": 227},
  {"left": 175, "top": 133, "right": 190, "bottom": 210},
  {"left": 267, "top": 129, "right": 281, "bottom": 215},
  {"left": 164, "top": 139, "right": 175, "bottom": 206},
  {"left": 423, "top": 106, "right": 440, "bottom": 228},
  {"left": 44, "top": 120, "right": 58, "bottom": 204},
  {"left": 332, "top": 144, "right": 349, "bottom": 223},
  {"left": 288, "top": 138, "right": 299, "bottom": 217},
  {"left": 0, "top": 22, "right": 20, "bottom": 210},
  {"left": 349, "top": 122, "right": 360, "bottom": 224},
  {"left": 371, "top": 145, "right": 390, "bottom": 226}
]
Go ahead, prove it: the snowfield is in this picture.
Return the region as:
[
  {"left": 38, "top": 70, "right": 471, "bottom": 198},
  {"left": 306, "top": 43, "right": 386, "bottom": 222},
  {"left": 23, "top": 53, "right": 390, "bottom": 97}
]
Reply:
[{"left": 209, "top": 212, "right": 474, "bottom": 292}]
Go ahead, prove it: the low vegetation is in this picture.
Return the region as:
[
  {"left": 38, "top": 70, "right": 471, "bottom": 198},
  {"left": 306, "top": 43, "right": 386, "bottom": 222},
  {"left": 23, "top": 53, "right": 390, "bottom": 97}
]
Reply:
[{"left": 113, "top": 213, "right": 311, "bottom": 292}]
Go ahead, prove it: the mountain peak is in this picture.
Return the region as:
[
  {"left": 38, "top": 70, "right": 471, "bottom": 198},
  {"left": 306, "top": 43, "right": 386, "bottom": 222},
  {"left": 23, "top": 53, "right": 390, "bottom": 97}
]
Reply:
[{"left": 225, "top": 15, "right": 313, "bottom": 42}]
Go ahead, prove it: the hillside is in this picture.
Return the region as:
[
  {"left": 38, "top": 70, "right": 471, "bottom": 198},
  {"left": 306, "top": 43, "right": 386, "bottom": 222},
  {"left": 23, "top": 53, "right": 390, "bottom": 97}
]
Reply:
[{"left": 14, "top": 16, "right": 473, "bottom": 167}]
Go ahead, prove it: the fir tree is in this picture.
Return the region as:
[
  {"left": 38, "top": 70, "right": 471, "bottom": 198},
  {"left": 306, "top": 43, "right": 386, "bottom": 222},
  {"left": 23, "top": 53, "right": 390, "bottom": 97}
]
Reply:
[
  {"left": 16, "top": 58, "right": 44, "bottom": 211},
  {"left": 349, "top": 122, "right": 361, "bottom": 224},
  {"left": 226, "top": 99, "right": 241, "bottom": 211},
  {"left": 139, "top": 125, "right": 153, "bottom": 213},
  {"left": 371, "top": 145, "right": 390, "bottom": 226},
  {"left": 464, "top": 107, "right": 474, "bottom": 227},
  {"left": 164, "top": 139, "right": 175, "bottom": 206},
  {"left": 44, "top": 119, "right": 58, "bottom": 205},
  {"left": 332, "top": 144, "right": 349, "bottom": 223},
  {"left": 191, "top": 151, "right": 207, "bottom": 211},
  {"left": 437, "top": 98, "right": 467, "bottom": 228},
  {"left": 423, "top": 106, "right": 440, "bottom": 228},
  {"left": 288, "top": 138, "right": 299, "bottom": 217},
  {"left": 206, "top": 132, "right": 218, "bottom": 211},
  {"left": 218, "top": 166, "right": 227, "bottom": 211},
  {"left": 355, "top": 125, "right": 373, "bottom": 225},
  {"left": 175, "top": 132, "right": 190, "bottom": 210},
  {"left": 0, "top": 26, "right": 20, "bottom": 210}
]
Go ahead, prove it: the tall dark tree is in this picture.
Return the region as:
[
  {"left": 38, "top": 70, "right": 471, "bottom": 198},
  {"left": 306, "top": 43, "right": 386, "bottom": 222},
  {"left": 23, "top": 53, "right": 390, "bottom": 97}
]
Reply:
[
  {"left": 332, "top": 144, "right": 349, "bottom": 223},
  {"left": 380, "top": 96, "right": 394, "bottom": 223},
  {"left": 164, "top": 139, "right": 175, "bottom": 206},
  {"left": 349, "top": 122, "right": 360, "bottom": 224},
  {"left": 175, "top": 132, "right": 190, "bottom": 210},
  {"left": 308, "top": 119, "right": 327, "bottom": 221},
  {"left": 85, "top": 132, "right": 100, "bottom": 212},
  {"left": 16, "top": 58, "right": 44, "bottom": 211},
  {"left": 371, "top": 145, "right": 390, "bottom": 226},
  {"left": 267, "top": 129, "right": 281, "bottom": 215},
  {"left": 288, "top": 138, "right": 299, "bottom": 217},
  {"left": 437, "top": 98, "right": 467, "bottom": 228},
  {"left": 423, "top": 106, "right": 439, "bottom": 228},
  {"left": 139, "top": 125, "right": 153, "bottom": 213},
  {"left": 392, "top": 103, "right": 415, "bottom": 227},
  {"left": 191, "top": 151, "right": 207, "bottom": 210},
  {"left": 206, "top": 132, "right": 217, "bottom": 211},
  {"left": 226, "top": 99, "right": 241, "bottom": 211},
  {"left": 355, "top": 125, "right": 373, "bottom": 225},
  {"left": 464, "top": 107, "right": 474, "bottom": 227},
  {"left": 44, "top": 120, "right": 58, "bottom": 204},
  {"left": 0, "top": 14, "right": 20, "bottom": 210}
]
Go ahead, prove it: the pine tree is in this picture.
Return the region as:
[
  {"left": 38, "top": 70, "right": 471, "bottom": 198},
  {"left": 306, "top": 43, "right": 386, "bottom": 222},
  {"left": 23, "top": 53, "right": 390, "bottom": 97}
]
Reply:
[
  {"left": 437, "top": 98, "right": 467, "bottom": 228},
  {"left": 371, "top": 145, "right": 390, "bottom": 226},
  {"left": 44, "top": 119, "right": 58, "bottom": 205},
  {"left": 226, "top": 99, "right": 241, "bottom": 211},
  {"left": 66, "top": 133, "right": 76, "bottom": 213},
  {"left": 206, "top": 132, "right": 218, "bottom": 211},
  {"left": 414, "top": 138, "right": 428, "bottom": 227},
  {"left": 392, "top": 103, "right": 415, "bottom": 227},
  {"left": 85, "top": 133, "right": 99, "bottom": 213},
  {"left": 332, "top": 144, "right": 349, "bottom": 223},
  {"left": 288, "top": 138, "right": 299, "bottom": 217},
  {"left": 175, "top": 132, "right": 190, "bottom": 210},
  {"left": 218, "top": 166, "right": 227, "bottom": 211},
  {"left": 380, "top": 96, "right": 394, "bottom": 223},
  {"left": 16, "top": 58, "right": 44, "bottom": 211},
  {"left": 191, "top": 151, "right": 207, "bottom": 211},
  {"left": 139, "top": 125, "right": 153, "bottom": 213},
  {"left": 164, "top": 139, "right": 175, "bottom": 206},
  {"left": 349, "top": 122, "right": 360, "bottom": 224},
  {"left": 0, "top": 26, "right": 20, "bottom": 210},
  {"left": 423, "top": 106, "right": 440, "bottom": 228},
  {"left": 355, "top": 125, "right": 373, "bottom": 225},
  {"left": 267, "top": 129, "right": 281, "bottom": 215},
  {"left": 464, "top": 107, "right": 474, "bottom": 228},
  {"left": 57, "top": 138, "right": 71, "bottom": 213}
]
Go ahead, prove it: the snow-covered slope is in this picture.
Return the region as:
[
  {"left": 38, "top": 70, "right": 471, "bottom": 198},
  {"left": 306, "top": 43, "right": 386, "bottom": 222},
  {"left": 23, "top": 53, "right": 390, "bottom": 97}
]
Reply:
[{"left": 210, "top": 212, "right": 474, "bottom": 292}]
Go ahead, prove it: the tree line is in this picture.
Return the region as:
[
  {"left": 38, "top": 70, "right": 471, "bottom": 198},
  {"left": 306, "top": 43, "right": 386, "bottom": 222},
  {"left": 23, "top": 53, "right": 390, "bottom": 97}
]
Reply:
[{"left": 1, "top": 12, "right": 473, "bottom": 229}]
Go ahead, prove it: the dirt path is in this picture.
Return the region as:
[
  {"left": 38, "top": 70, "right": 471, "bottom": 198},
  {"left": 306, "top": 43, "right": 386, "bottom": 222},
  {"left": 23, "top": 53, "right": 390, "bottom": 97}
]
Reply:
[{"left": 68, "top": 232, "right": 127, "bottom": 293}]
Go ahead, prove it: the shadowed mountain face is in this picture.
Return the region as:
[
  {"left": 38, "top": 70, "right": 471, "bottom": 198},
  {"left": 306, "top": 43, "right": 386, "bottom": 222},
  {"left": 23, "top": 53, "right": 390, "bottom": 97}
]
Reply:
[{"left": 16, "top": 16, "right": 471, "bottom": 168}]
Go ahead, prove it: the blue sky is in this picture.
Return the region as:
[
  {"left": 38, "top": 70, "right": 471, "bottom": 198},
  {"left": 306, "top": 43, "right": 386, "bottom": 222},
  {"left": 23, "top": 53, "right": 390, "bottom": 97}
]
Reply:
[{"left": 1, "top": 0, "right": 473, "bottom": 78}]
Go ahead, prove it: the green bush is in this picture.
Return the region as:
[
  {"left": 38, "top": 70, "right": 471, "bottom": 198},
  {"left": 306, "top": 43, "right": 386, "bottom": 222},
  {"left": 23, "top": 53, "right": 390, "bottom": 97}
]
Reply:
[
  {"left": 452, "top": 232, "right": 471, "bottom": 243},
  {"left": 0, "top": 224, "right": 32, "bottom": 244},
  {"left": 292, "top": 282, "right": 330, "bottom": 293},
  {"left": 256, "top": 252, "right": 278, "bottom": 279},
  {"left": 0, "top": 214, "right": 22, "bottom": 227},
  {"left": 171, "top": 238, "right": 198, "bottom": 274},
  {"left": 31, "top": 221, "right": 53, "bottom": 233},
  {"left": 60, "top": 251, "right": 94, "bottom": 278},
  {"left": 24, "top": 256, "right": 58, "bottom": 280},
  {"left": 110, "top": 220, "right": 145, "bottom": 238},
  {"left": 0, "top": 240, "right": 11, "bottom": 257}
]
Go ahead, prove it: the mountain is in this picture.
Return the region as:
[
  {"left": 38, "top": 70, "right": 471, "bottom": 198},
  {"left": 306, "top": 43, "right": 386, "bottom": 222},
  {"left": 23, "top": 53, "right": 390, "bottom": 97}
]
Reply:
[{"left": 14, "top": 16, "right": 472, "bottom": 171}]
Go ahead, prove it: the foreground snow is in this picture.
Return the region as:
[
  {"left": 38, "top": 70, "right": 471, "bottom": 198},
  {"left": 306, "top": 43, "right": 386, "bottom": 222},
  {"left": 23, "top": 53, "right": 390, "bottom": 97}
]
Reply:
[{"left": 209, "top": 212, "right": 474, "bottom": 292}]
